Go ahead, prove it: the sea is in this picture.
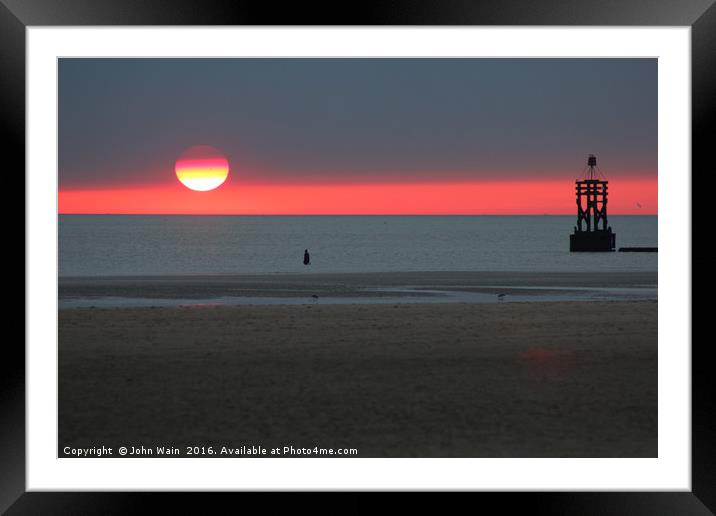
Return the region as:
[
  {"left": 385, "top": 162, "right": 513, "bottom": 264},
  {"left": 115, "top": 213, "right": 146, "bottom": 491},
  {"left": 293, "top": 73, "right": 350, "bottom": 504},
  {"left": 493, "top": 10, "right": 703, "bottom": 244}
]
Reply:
[{"left": 59, "top": 215, "right": 657, "bottom": 277}]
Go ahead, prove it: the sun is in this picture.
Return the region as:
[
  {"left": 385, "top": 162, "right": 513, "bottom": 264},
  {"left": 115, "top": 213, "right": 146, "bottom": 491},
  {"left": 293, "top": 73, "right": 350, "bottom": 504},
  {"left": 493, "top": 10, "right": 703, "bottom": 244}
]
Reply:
[{"left": 175, "top": 145, "right": 230, "bottom": 191}]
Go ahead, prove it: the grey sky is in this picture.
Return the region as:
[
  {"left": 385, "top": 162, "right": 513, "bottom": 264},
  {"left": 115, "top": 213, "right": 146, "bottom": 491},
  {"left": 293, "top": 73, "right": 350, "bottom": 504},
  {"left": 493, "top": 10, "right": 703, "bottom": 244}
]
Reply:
[{"left": 58, "top": 58, "right": 657, "bottom": 188}]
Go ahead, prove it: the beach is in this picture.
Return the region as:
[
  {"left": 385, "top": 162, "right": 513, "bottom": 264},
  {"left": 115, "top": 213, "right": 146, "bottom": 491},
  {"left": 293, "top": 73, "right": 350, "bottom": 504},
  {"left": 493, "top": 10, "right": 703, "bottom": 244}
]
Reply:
[
  {"left": 59, "top": 272, "right": 657, "bottom": 457},
  {"left": 59, "top": 270, "right": 657, "bottom": 307}
]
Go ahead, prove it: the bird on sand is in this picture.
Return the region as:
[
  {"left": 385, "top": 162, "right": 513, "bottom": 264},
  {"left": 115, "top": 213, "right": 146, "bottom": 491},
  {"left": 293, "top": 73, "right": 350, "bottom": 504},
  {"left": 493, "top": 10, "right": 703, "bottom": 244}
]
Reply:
[{"left": 497, "top": 293, "right": 506, "bottom": 302}]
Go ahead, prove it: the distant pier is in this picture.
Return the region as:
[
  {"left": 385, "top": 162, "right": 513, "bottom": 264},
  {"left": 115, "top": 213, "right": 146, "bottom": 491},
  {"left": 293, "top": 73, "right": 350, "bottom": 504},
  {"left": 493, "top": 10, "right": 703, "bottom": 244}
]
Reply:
[{"left": 618, "top": 247, "right": 658, "bottom": 253}]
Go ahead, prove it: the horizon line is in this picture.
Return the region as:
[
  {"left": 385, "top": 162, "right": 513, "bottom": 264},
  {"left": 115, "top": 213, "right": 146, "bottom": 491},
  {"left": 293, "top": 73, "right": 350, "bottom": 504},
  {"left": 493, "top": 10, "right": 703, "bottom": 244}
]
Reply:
[{"left": 58, "top": 212, "right": 658, "bottom": 216}]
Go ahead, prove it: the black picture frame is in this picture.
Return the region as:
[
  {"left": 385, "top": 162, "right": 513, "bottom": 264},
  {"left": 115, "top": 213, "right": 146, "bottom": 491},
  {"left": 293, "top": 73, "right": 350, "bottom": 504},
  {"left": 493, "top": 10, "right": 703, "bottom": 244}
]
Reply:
[{"left": 6, "top": 0, "right": 706, "bottom": 512}]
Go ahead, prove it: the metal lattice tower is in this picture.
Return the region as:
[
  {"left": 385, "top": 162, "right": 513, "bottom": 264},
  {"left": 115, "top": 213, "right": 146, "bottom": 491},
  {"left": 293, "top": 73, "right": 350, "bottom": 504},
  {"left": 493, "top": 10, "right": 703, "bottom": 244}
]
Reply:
[{"left": 569, "top": 154, "right": 616, "bottom": 252}]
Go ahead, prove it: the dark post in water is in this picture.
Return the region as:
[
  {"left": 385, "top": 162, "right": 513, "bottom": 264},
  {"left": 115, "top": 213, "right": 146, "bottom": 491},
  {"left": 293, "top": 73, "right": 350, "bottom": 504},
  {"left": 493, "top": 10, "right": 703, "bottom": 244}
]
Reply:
[{"left": 569, "top": 154, "right": 616, "bottom": 252}]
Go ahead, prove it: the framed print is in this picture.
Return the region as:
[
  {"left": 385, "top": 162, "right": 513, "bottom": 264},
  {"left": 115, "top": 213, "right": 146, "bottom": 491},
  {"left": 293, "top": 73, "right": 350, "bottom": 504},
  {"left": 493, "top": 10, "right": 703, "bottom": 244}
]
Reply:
[{"left": 6, "top": 0, "right": 707, "bottom": 512}]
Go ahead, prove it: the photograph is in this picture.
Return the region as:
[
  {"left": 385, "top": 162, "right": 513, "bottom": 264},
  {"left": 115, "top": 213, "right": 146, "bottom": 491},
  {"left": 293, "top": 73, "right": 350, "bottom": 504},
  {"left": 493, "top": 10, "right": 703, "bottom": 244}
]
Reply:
[{"left": 57, "top": 57, "right": 659, "bottom": 459}]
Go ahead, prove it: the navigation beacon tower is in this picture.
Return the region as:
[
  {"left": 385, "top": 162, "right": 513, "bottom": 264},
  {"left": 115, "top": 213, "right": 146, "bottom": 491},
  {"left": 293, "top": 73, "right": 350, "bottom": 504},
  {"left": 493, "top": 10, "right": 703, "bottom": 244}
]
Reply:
[{"left": 569, "top": 154, "right": 616, "bottom": 252}]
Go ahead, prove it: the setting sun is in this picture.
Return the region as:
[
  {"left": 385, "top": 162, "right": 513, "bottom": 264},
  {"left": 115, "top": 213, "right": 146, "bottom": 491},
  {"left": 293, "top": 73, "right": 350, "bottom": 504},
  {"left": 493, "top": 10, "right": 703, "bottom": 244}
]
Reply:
[{"left": 175, "top": 145, "right": 229, "bottom": 191}]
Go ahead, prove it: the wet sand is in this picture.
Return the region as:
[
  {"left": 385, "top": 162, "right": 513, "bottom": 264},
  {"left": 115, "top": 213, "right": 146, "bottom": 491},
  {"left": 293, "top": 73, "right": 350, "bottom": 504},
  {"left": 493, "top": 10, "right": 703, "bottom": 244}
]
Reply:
[
  {"left": 60, "top": 270, "right": 657, "bottom": 300},
  {"left": 59, "top": 299, "right": 657, "bottom": 457}
]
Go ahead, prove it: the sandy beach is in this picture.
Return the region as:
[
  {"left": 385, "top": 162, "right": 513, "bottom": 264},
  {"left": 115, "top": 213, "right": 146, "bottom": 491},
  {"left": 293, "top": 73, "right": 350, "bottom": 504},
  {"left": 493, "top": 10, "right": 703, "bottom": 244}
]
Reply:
[
  {"left": 59, "top": 294, "right": 657, "bottom": 457},
  {"left": 60, "top": 270, "right": 657, "bottom": 300}
]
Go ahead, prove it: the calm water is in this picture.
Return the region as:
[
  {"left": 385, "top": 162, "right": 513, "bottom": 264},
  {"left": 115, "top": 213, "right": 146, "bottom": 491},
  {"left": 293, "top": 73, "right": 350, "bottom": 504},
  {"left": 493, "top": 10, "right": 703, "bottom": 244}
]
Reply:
[{"left": 59, "top": 215, "right": 657, "bottom": 277}]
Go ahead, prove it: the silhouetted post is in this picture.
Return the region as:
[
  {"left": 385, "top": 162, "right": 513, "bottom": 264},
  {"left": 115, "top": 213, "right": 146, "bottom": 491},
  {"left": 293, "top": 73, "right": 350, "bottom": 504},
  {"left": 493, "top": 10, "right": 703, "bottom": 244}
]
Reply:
[{"left": 569, "top": 155, "right": 616, "bottom": 252}]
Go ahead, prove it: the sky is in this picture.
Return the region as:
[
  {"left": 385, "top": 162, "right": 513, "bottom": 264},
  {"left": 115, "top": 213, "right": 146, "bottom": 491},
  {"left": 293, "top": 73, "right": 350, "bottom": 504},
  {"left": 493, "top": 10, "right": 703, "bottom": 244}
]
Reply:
[{"left": 58, "top": 58, "right": 657, "bottom": 214}]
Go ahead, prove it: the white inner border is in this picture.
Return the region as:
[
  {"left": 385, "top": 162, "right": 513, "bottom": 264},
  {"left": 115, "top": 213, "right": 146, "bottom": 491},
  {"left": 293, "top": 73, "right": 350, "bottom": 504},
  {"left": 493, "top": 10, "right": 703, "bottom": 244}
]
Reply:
[{"left": 27, "top": 27, "right": 691, "bottom": 491}]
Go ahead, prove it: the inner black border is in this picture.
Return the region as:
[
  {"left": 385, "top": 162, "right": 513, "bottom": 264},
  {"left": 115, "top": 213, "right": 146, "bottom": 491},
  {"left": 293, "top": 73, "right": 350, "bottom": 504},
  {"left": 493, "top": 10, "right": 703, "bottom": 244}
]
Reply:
[{"left": 7, "top": 0, "right": 707, "bottom": 512}]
